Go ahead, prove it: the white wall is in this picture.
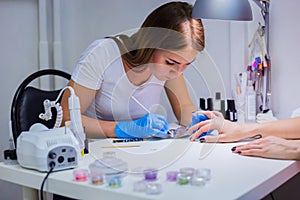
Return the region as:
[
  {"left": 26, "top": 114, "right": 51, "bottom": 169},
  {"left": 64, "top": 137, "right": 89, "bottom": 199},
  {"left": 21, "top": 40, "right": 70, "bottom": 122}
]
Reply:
[
  {"left": 269, "top": 0, "right": 300, "bottom": 119},
  {"left": 0, "top": 1, "right": 38, "bottom": 198},
  {"left": 1, "top": 0, "right": 300, "bottom": 199}
]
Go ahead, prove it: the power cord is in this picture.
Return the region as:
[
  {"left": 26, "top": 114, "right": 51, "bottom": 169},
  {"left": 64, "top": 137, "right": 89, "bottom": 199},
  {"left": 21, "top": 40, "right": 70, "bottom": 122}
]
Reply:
[{"left": 40, "top": 162, "right": 55, "bottom": 200}]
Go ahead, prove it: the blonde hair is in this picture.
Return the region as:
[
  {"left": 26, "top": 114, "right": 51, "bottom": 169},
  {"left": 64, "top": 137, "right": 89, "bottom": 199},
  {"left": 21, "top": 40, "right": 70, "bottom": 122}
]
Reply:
[{"left": 111, "top": 2, "right": 205, "bottom": 71}]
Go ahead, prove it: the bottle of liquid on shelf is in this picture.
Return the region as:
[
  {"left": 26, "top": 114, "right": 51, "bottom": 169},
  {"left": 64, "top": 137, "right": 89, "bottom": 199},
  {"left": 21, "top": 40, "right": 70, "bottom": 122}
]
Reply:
[
  {"left": 199, "top": 98, "right": 206, "bottom": 110},
  {"left": 226, "top": 99, "right": 237, "bottom": 122},
  {"left": 214, "top": 92, "right": 221, "bottom": 112},
  {"left": 245, "top": 82, "right": 256, "bottom": 123},
  {"left": 220, "top": 100, "right": 226, "bottom": 117},
  {"left": 206, "top": 98, "right": 213, "bottom": 111}
]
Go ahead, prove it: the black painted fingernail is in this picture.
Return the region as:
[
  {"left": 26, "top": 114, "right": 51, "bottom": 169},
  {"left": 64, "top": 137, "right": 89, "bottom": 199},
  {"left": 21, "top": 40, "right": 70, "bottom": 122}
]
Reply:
[
  {"left": 237, "top": 151, "right": 242, "bottom": 154},
  {"left": 231, "top": 146, "right": 236, "bottom": 151},
  {"left": 199, "top": 137, "right": 206, "bottom": 143}
]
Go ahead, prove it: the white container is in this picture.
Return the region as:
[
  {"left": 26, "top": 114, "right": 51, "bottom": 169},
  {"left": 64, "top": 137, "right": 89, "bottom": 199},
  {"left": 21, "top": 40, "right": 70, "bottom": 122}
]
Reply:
[
  {"left": 89, "top": 152, "right": 128, "bottom": 187},
  {"left": 245, "top": 85, "right": 256, "bottom": 123},
  {"left": 89, "top": 157, "right": 128, "bottom": 175}
]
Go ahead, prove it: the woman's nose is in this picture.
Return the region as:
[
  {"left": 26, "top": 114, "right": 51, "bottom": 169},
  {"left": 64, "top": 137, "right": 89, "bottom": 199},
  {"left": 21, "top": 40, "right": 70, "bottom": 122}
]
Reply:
[{"left": 174, "top": 65, "right": 186, "bottom": 73}]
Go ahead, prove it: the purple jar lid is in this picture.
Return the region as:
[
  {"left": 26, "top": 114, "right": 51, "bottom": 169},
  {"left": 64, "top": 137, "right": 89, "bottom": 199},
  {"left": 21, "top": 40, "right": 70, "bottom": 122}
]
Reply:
[
  {"left": 166, "top": 171, "right": 179, "bottom": 182},
  {"left": 144, "top": 168, "right": 158, "bottom": 181}
]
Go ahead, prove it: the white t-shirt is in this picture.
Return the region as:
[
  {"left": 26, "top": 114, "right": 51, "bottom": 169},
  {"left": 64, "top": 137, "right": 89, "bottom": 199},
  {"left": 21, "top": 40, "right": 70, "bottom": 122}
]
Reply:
[
  {"left": 72, "top": 38, "right": 165, "bottom": 121},
  {"left": 291, "top": 107, "right": 300, "bottom": 118}
]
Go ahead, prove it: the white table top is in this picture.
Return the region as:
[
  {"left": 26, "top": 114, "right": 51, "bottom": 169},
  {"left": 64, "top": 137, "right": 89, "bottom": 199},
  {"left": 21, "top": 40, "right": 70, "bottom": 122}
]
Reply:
[{"left": 1, "top": 138, "right": 300, "bottom": 200}]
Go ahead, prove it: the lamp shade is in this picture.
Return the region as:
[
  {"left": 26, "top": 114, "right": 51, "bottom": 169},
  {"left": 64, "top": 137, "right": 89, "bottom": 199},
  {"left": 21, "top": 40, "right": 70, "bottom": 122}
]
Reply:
[{"left": 192, "top": 0, "right": 253, "bottom": 21}]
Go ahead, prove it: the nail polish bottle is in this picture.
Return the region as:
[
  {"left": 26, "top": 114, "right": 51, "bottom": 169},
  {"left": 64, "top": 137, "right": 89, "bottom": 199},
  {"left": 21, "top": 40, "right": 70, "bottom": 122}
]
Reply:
[
  {"left": 199, "top": 98, "right": 206, "bottom": 110},
  {"left": 206, "top": 98, "right": 213, "bottom": 111},
  {"left": 226, "top": 99, "right": 237, "bottom": 122},
  {"left": 220, "top": 100, "right": 226, "bottom": 117}
]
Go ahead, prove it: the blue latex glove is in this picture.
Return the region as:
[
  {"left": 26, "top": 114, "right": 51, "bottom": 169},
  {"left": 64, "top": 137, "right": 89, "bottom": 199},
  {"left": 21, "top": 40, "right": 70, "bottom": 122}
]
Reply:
[
  {"left": 188, "top": 112, "right": 212, "bottom": 138},
  {"left": 115, "top": 113, "right": 169, "bottom": 138},
  {"left": 190, "top": 112, "right": 209, "bottom": 126}
]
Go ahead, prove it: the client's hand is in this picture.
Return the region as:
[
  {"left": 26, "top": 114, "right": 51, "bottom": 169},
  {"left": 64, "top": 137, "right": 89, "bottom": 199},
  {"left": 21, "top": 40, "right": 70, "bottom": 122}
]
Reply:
[
  {"left": 188, "top": 111, "right": 248, "bottom": 143},
  {"left": 189, "top": 111, "right": 209, "bottom": 127},
  {"left": 188, "top": 111, "right": 225, "bottom": 141},
  {"left": 115, "top": 113, "right": 169, "bottom": 138},
  {"left": 188, "top": 111, "right": 210, "bottom": 138},
  {"left": 231, "top": 136, "right": 300, "bottom": 160}
]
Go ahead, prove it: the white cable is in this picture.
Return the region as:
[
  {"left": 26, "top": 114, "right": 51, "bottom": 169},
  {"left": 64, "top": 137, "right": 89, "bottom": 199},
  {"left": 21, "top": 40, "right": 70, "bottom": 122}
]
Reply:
[
  {"left": 56, "top": 86, "right": 85, "bottom": 151},
  {"left": 54, "top": 103, "right": 63, "bottom": 128},
  {"left": 39, "top": 100, "right": 56, "bottom": 121},
  {"left": 38, "top": 86, "right": 86, "bottom": 153},
  {"left": 39, "top": 86, "right": 75, "bottom": 122},
  {"left": 54, "top": 86, "right": 75, "bottom": 103}
]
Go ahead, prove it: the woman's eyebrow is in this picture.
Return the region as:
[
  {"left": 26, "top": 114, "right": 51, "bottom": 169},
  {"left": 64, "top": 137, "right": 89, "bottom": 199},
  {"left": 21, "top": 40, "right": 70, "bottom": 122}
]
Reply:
[
  {"left": 169, "top": 58, "right": 181, "bottom": 64},
  {"left": 168, "top": 57, "right": 196, "bottom": 65}
]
